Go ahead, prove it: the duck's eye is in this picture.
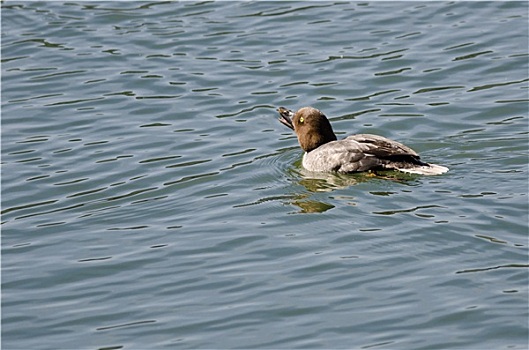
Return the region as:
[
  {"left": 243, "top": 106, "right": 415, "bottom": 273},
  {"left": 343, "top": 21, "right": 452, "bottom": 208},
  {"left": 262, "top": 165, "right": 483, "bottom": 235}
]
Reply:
[{"left": 299, "top": 117, "right": 304, "bottom": 123}]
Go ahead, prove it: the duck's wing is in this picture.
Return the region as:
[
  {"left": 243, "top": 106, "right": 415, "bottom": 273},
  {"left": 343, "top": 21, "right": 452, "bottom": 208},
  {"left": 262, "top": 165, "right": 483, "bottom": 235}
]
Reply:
[
  {"left": 345, "top": 134, "right": 420, "bottom": 158},
  {"left": 335, "top": 134, "right": 426, "bottom": 173}
]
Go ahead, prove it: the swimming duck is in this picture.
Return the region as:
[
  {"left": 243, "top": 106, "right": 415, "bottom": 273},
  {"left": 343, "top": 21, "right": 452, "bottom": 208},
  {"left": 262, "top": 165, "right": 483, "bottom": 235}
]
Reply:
[{"left": 278, "top": 106, "right": 449, "bottom": 175}]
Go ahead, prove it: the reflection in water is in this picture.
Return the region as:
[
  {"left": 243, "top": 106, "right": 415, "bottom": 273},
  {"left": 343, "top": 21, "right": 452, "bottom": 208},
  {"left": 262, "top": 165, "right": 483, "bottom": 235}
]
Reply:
[
  {"left": 286, "top": 166, "right": 419, "bottom": 213},
  {"left": 294, "top": 167, "right": 417, "bottom": 191},
  {"left": 291, "top": 198, "right": 335, "bottom": 213}
]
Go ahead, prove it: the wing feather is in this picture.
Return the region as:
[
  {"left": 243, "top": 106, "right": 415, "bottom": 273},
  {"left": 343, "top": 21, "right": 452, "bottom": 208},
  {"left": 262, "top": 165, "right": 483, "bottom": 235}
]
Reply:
[{"left": 344, "top": 134, "right": 419, "bottom": 158}]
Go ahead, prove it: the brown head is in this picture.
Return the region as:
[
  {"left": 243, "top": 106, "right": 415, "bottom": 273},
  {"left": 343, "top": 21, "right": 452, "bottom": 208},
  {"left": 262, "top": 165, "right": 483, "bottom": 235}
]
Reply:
[{"left": 278, "top": 106, "right": 337, "bottom": 152}]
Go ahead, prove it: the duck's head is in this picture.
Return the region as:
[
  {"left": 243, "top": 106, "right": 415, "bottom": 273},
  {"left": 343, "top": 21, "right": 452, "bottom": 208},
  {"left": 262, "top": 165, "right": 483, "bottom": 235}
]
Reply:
[{"left": 278, "top": 106, "right": 337, "bottom": 152}]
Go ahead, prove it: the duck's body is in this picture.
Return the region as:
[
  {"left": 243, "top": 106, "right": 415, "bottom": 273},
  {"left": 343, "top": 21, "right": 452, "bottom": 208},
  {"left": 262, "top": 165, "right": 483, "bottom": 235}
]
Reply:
[{"left": 278, "top": 106, "right": 448, "bottom": 175}]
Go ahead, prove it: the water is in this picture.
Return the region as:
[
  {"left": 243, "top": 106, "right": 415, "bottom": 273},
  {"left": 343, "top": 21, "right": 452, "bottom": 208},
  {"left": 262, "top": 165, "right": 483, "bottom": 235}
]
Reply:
[{"left": 2, "top": 1, "right": 528, "bottom": 349}]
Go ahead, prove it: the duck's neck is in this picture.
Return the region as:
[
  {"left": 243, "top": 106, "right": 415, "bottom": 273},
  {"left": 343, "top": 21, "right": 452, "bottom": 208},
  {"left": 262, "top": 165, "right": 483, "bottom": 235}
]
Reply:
[{"left": 299, "top": 124, "right": 337, "bottom": 152}]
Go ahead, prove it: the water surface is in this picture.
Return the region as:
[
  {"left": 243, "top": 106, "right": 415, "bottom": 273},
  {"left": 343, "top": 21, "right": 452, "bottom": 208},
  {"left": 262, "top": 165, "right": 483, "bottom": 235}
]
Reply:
[{"left": 2, "top": 1, "right": 528, "bottom": 349}]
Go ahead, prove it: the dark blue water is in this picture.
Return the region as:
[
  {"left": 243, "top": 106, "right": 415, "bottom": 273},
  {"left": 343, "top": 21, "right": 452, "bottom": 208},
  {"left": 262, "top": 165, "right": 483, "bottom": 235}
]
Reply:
[{"left": 2, "top": 2, "right": 528, "bottom": 349}]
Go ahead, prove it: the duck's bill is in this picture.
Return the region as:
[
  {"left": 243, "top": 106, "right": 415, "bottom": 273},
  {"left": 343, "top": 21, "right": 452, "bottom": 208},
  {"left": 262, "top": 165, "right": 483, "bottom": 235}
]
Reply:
[{"left": 277, "top": 107, "right": 294, "bottom": 130}]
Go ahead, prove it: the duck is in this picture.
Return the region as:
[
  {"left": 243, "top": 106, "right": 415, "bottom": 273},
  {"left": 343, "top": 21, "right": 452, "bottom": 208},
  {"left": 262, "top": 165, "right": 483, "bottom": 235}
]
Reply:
[{"left": 277, "top": 106, "right": 449, "bottom": 175}]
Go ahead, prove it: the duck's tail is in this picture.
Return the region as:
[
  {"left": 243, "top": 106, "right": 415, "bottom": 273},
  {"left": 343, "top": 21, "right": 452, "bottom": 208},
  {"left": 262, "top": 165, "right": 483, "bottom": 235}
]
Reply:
[{"left": 398, "top": 163, "right": 449, "bottom": 176}]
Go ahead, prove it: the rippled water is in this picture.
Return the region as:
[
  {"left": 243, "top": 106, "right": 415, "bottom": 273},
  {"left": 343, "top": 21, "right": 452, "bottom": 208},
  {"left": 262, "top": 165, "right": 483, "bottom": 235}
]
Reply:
[{"left": 2, "top": 1, "right": 528, "bottom": 349}]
